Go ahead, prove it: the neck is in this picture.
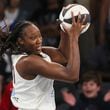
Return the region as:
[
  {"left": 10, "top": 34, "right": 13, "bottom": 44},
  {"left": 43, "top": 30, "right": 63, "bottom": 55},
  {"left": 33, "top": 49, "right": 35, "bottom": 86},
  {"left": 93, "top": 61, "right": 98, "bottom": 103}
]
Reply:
[{"left": 30, "top": 50, "right": 42, "bottom": 55}]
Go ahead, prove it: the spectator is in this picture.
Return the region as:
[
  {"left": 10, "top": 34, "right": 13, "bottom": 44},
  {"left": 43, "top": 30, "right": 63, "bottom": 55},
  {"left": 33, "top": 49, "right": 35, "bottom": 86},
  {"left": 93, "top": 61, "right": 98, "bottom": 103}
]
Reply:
[
  {"left": 99, "top": 0, "right": 110, "bottom": 45},
  {"left": 0, "top": 0, "right": 11, "bottom": 102},
  {"left": 104, "top": 90, "right": 110, "bottom": 102},
  {"left": 89, "top": 0, "right": 110, "bottom": 45},
  {"left": 5, "top": 0, "right": 28, "bottom": 31},
  {"left": 82, "top": 2, "right": 110, "bottom": 76},
  {"left": 60, "top": 71, "right": 110, "bottom": 110},
  {"left": 55, "top": 81, "right": 78, "bottom": 110},
  {"left": 0, "top": 0, "right": 8, "bottom": 32},
  {"left": 82, "top": 30, "right": 110, "bottom": 78}
]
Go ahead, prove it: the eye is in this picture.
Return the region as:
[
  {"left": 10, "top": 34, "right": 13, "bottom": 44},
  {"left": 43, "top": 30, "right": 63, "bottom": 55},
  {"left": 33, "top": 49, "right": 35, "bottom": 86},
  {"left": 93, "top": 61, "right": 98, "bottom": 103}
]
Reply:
[
  {"left": 29, "top": 36, "right": 36, "bottom": 40},
  {"left": 39, "top": 35, "right": 42, "bottom": 39}
]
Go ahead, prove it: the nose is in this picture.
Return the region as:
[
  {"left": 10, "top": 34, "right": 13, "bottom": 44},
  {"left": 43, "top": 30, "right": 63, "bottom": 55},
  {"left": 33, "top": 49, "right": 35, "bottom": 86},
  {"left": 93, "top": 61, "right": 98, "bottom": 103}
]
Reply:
[{"left": 36, "top": 37, "right": 42, "bottom": 44}]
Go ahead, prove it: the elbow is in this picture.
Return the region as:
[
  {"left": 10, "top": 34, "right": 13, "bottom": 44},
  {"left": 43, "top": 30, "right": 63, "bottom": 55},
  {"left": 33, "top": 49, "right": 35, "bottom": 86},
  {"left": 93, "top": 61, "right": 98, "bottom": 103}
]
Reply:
[
  {"left": 67, "top": 75, "right": 79, "bottom": 83},
  {"left": 71, "top": 77, "right": 79, "bottom": 83},
  {"left": 69, "top": 70, "right": 80, "bottom": 83}
]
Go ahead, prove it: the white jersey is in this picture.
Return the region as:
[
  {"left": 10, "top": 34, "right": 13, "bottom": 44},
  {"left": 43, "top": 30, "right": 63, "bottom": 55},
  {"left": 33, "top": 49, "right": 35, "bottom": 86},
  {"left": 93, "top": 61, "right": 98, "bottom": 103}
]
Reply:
[{"left": 11, "top": 53, "right": 56, "bottom": 110}]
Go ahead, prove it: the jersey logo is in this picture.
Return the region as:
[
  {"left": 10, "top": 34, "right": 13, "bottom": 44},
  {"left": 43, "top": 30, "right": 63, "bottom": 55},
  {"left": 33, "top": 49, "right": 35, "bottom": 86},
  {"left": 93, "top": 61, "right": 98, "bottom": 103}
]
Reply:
[
  {"left": 11, "top": 90, "right": 19, "bottom": 102},
  {"left": 14, "top": 97, "right": 19, "bottom": 102}
]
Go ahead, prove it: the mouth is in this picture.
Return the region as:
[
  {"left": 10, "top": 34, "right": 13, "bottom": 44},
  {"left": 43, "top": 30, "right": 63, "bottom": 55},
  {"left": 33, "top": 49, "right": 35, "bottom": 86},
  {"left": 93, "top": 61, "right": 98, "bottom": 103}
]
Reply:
[
  {"left": 85, "top": 90, "right": 93, "bottom": 94},
  {"left": 36, "top": 44, "right": 42, "bottom": 51}
]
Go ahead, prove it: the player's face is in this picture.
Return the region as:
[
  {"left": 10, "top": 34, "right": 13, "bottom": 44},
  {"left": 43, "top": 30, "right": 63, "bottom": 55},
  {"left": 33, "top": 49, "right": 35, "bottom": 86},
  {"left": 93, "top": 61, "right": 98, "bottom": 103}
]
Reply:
[
  {"left": 82, "top": 80, "right": 100, "bottom": 98},
  {"left": 18, "top": 24, "right": 42, "bottom": 54}
]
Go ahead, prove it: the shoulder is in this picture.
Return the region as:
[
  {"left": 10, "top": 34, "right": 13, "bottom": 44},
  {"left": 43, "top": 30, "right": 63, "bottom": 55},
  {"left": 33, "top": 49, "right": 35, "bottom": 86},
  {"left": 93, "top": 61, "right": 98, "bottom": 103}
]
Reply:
[
  {"left": 15, "top": 54, "right": 45, "bottom": 77},
  {"left": 16, "top": 54, "right": 50, "bottom": 69},
  {"left": 17, "top": 54, "right": 42, "bottom": 64}
]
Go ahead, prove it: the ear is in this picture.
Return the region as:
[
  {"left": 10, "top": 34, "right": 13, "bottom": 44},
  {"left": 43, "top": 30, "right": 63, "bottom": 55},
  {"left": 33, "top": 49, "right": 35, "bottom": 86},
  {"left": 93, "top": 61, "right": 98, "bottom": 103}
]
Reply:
[{"left": 17, "top": 37, "right": 24, "bottom": 45}]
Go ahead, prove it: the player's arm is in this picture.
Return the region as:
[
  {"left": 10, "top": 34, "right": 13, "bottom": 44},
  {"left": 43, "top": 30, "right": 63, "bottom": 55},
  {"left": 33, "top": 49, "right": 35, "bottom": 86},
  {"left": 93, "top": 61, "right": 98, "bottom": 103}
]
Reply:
[
  {"left": 17, "top": 45, "right": 79, "bottom": 83},
  {"left": 41, "top": 27, "right": 71, "bottom": 65},
  {"left": 17, "top": 13, "right": 84, "bottom": 83},
  {"left": 42, "top": 29, "right": 71, "bottom": 65},
  {"left": 42, "top": 46, "right": 67, "bottom": 65},
  {"left": 41, "top": 29, "right": 77, "bottom": 65},
  {"left": 42, "top": 13, "right": 86, "bottom": 65}
]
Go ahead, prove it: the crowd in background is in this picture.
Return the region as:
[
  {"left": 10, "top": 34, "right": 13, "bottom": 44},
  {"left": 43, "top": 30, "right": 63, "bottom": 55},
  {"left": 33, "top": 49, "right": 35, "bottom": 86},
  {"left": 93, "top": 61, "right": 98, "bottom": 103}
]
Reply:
[{"left": 0, "top": 0, "right": 110, "bottom": 109}]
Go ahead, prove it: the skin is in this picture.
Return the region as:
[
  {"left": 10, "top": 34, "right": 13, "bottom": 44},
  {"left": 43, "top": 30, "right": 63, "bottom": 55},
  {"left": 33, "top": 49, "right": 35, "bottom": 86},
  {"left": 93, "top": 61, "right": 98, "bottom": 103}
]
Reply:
[
  {"left": 82, "top": 81, "right": 101, "bottom": 98},
  {"left": 15, "top": 13, "right": 85, "bottom": 83},
  {"left": 62, "top": 90, "right": 76, "bottom": 106},
  {"left": 104, "top": 90, "right": 110, "bottom": 102}
]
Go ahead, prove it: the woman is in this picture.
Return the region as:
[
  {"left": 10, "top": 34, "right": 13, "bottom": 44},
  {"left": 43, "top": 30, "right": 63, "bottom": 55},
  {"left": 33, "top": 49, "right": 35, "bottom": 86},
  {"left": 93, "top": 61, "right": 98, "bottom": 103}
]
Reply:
[{"left": 0, "top": 12, "right": 85, "bottom": 110}]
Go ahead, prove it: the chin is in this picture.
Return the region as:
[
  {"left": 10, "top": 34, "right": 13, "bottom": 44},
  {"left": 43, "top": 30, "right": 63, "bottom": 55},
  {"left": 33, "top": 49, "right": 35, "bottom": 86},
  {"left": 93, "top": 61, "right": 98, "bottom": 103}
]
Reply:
[
  {"left": 37, "top": 47, "right": 42, "bottom": 51},
  {"left": 84, "top": 93, "right": 97, "bottom": 98}
]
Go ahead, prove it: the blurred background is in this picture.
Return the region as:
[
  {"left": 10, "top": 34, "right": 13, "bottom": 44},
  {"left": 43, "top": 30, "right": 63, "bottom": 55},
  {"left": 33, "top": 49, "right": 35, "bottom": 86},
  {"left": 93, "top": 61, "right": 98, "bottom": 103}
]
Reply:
[{"left": 0, "top": 0, "right": 110, "bottom": 109}]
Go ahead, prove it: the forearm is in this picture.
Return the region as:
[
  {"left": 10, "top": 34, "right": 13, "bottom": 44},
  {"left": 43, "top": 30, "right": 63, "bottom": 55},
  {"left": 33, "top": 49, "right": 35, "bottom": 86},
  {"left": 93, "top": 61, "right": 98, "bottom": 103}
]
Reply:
[
  {"left": 42, "top": 30, "right": 70, "bottom": 63},
  {"left": 66, "top": 36, "right": 80, "bottom": 81},
  {"left": 58, "top": 31, "right": 70, "bottom": 61}
]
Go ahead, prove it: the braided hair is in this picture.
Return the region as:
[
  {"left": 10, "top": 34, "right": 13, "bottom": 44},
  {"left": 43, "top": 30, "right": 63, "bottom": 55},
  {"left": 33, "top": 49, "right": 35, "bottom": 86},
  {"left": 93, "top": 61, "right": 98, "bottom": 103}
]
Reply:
[{"left": 0, "top": 20, "right": 33, "bottom": 58}]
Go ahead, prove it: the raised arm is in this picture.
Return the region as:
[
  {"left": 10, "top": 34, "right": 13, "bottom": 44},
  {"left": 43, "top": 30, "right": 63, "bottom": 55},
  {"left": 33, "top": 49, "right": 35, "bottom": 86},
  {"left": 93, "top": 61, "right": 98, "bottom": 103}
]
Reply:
[
  {"left": 42, "top": 13, "right": 86, "bottom": 65},
  {"left": 17, "top": 13, "right": 84, "bottom": 83},
  {"left": 42, "top": 29, "right": 72, "bottom": 65}
]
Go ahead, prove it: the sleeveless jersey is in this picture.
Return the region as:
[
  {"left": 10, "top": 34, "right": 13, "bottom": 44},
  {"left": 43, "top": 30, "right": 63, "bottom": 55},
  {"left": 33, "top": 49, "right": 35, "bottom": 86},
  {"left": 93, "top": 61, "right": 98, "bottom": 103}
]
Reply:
[{"left": 11, "top": 53, "right": 56, "bottom": 110}]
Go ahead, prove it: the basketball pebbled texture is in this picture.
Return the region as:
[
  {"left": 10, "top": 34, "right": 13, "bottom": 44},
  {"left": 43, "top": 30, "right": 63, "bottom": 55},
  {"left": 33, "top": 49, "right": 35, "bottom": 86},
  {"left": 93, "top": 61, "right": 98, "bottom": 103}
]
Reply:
[{"left": 59, "top": 4, "right": 91, "bottom": 34}]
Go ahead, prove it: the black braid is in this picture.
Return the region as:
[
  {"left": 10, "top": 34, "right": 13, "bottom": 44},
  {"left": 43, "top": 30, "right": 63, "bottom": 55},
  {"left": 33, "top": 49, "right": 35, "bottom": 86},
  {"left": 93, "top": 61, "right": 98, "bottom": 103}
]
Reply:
[{"left": 0, "top": 20, "right": 33, "bottom": 58}]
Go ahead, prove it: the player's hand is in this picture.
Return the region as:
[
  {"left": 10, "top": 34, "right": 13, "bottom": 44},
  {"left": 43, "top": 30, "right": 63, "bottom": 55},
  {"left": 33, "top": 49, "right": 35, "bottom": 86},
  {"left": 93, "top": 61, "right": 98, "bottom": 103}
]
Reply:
[{"left": 62, "top": 12, "right": 86, "bottom": 40}]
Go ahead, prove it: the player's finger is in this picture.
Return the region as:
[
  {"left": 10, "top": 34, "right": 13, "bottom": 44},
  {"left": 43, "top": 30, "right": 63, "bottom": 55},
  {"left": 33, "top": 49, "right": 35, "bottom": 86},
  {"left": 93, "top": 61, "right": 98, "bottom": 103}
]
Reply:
[
  {"left": 77, "top": 12, "right": 81, "bottom": 23},
  {"left": 71, "top": 11, "right": 75, "bottom": 25},
  {"left": 81, "top": 14, "right": 86, "bottom": 25}
]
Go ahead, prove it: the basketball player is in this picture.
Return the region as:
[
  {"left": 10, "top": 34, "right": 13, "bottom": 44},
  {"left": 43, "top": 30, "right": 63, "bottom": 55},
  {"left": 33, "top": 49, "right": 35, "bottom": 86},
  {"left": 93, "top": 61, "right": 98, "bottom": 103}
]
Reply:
[{"left": 0, "top": 13, "right": 85, "bottom": 110}]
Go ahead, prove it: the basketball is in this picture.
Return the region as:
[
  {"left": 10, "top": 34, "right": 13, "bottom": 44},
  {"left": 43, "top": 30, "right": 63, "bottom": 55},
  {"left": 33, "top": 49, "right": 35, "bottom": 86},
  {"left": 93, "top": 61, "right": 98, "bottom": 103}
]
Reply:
[{"left": 59, "top": 4, "right": 91, "bottom": 34}]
